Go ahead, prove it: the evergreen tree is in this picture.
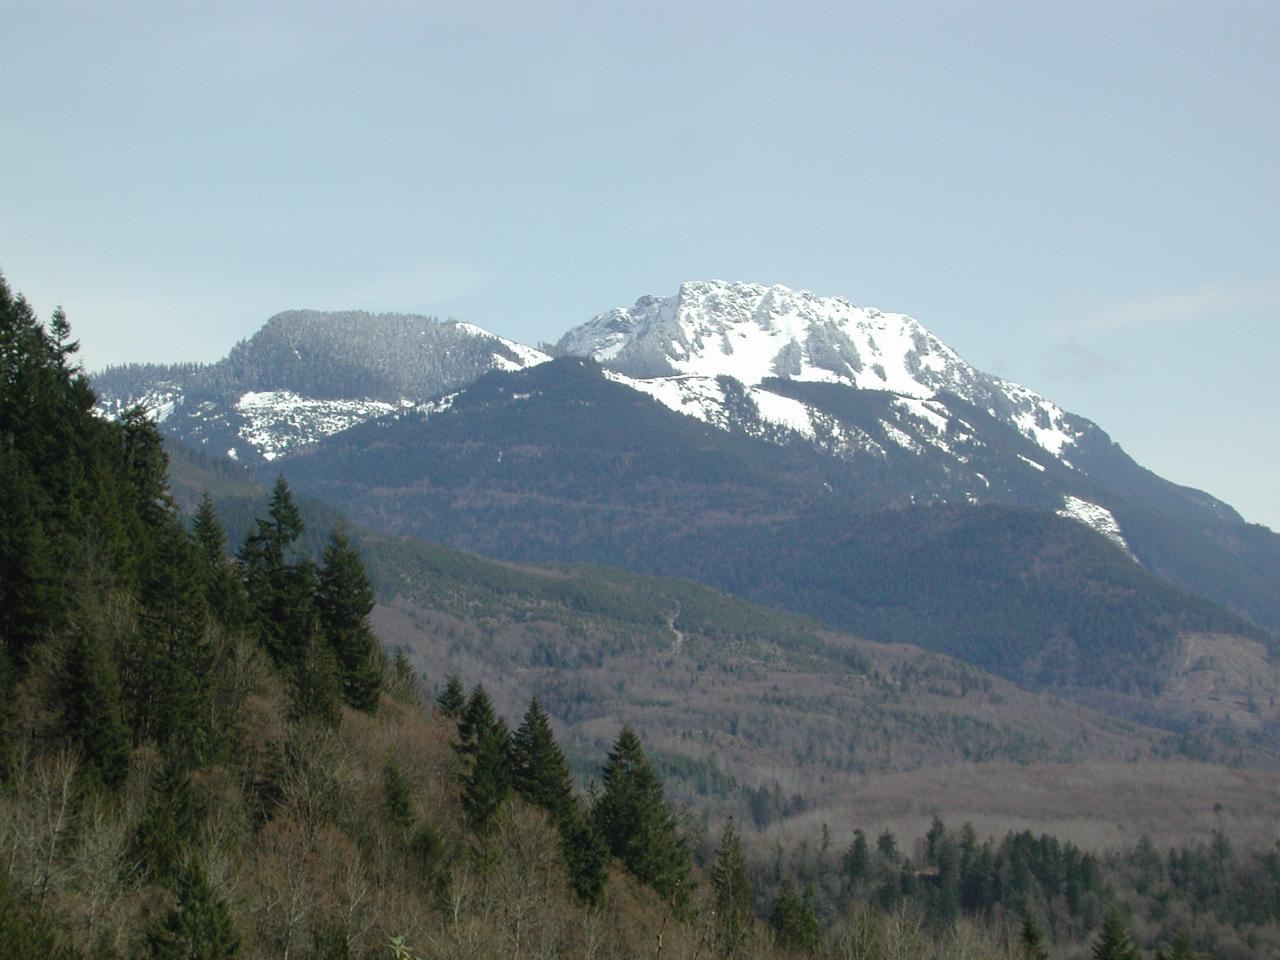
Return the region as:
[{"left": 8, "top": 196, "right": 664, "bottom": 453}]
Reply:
[
  {"left": 384, "top": 758, "right": 414, "bottom": 834},
  {"left": 456, "top": 685, "right": 510, "bottom": 833},
  {"left": 120, "top": 407, "right": 173, "bottom": 531},
  {"left": 133, "top": 516, "right": 215, "bottom": 768},
  {"left": 61, "top": 625, "right": 131, "bottom": 791},
  {"left": 191, "top": 493, "right": 246, "bottom": 629},
  {"left": 1021, "top": 915, "right": 1050, "bottom": 960},
  {"left": 316, "top": 529, "right": 381, "bottom": 713},
  {"left": 0, "top": 872, "right": 78, "bottom": 960},
  {"left": 0, "top": 449, "right": 56, "bottom": 673},
  {"left": 509, "top": 697, "right": 573, "bottom": 821},
  {"left": 1091, "top": 909, "right": 1141, "bottom": 960},
  {"left": 142, "top": 861, "right": 240, "bottom": 959},
  {"left": 291, "top": 630, "right": 342, "bottom": 728},
  {"left": 560, "top": 803, "right": 611, "bottom": 909},
  {"left": 593, "top": 727, "right": 690, "bottom": 907},
  {"left": 710, "top": 819, "right": 755, "bottom": 958},
  {"left": 1155, "top": 933, "right": 1198, "bottom": 960},
  {"left": 770, "top": 880, "right": 821, "bottom": 954},
  {"left": 876, "top": 830, "right": 899, "bottom": 863},
  {"left": 239, "top": 477, "right": 313, "bottom": 669},
  {"left": 436, "top": 673, "right": 466, "bottom": 719},
  {"left": 133, "top": 763, "right": 205, "bottom": 887},
  {"left": 842, "top": 829, "right": 870, "bottom": 888}
]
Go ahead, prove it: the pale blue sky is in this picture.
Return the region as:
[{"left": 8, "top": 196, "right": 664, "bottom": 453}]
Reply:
[{"left": 2, "top": 1, "right": 1276, "bottom": 529}]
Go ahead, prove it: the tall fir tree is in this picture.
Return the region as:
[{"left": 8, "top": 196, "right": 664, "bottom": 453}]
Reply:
[
  {"left": 1155, "top": 933, "right": 1198, "bottom": 960},
  {"left": 383, "top": 758, "right": 414, "bottom": 834},
  {"left": 842, "top": 829, "right": 870, "bottom": 889},
  {"left": 711, "top": 819, "right": 755, "bottom": 959},
  {"left": 437, "top": 673, "right": 466, "bottom": 719},
  {"left": 315, "top": 529, "right": 381, "bottom": 713},
  {"left": 60, "top": 624, "right": 131, "bottom": 791},
  {"left": 142, "top": 861, "right": 240, "bottom": 959},
  {"left": 239, "top": 477, "right": 313, "bottom": 669},
  {"left": 191, "top": 493, "right": 246, "bottom": 629},
  {"left": 1091, "top": 909, "right": 1141, "bottom": 960},
  {"left": 0, "top": 450, "right": 55, "bottom": 672},
  {"left": 133, "top": 762, "right": 206, "bottom": 887},
  {"left": 592, "top": 726, "right": 690, "bottom": 907},
  {"left": 770, "top": 880, "right": 821, "bottom": 954},
  {"left": 1021, "top": 915, "right": 1050, "bottom": 960},
  {"left": 560, "top": 802, "right": 610, "bottom": 909},
  {"left": 509, "top": 697, "right": 573, "bottom": 822},
  {"left": 456, "top": 686, "right": 510, "bottom": 834},
  {"left": 132, "top": 515, "right": 216, "bottom": 768},
  {"left": 291, "top": 630, "right": 343, "bottom": 728}
]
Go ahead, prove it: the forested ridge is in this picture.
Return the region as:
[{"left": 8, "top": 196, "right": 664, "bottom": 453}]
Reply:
[{"left": 4, "top": 278, "right": 1279, "bottom": 959}]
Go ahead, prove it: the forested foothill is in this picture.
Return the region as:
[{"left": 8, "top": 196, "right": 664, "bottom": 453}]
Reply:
[{"left": 3, "top": 277, "right": 1279, "bottom": 958}]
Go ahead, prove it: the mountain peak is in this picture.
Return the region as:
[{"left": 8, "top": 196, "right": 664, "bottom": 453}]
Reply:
[{"left": 556, "top": 279, "right": 968, "bottom": 397}]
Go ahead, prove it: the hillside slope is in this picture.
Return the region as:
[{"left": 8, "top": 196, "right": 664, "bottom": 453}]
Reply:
[{"left": 272, "top": 361, "right": 1272, "bottom": 730}]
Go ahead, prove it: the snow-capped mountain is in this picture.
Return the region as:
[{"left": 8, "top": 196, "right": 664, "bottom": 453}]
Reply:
[
  {"left": 95, "top": 310, "right": 548, "bottom": 462},
  {"left": 93, "top": 281, "right": 1280, "bottom": 638},
  {"left": 556, "top": 279, "right": 1083, "bottom": 463}
]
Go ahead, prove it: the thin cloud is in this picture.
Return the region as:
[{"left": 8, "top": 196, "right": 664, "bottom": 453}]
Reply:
[
  {"left": 1044, "top": 341, "right": 1109, "bottom": 382},
  {"left": 1076, "top": 282, "right": 1276, "bottom": 333},
  {"left": 326, "top": 263, "right": 486, "bottom": 315}
]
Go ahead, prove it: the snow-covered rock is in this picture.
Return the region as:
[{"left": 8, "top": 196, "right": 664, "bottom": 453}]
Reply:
[{"left": 557, "top": 280, "right": 1084, "bottom": 463}]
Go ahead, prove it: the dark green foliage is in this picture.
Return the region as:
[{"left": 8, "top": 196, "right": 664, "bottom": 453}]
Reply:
[
  {"left": 237, "top": 486, "right": 348, "bottom": 724},
  {"left": 770, "top": 880, "right": 821, "bottom": 954},
  {"left": 711, "top": 819, "right": 755, "bottom": 958},
  {"left": 239, "top": 477, "right": 315, "bottom": 670},
  {"left": 120, "top": 407, "right": 174, "bottom": 530},
  {"left": 842, "top": 830, "right": 870, "bottom": 888},
  {"left": 191, "top": 493, "right": 246, "bottom": 629},
  {"left": 133, "top": 764, "right": 205, "bottom": 887},
  {"left": 142, "top": 862, "right": 239, "bottom": 959},
  {"left": 876, "top": 830, "right": 898, "bottom": 863},
  {"left": 1091, "top": 909, "right": 1141, "bottom": 960},
  {"left": 316, "top": 530, "right": 381, "bottom": 713},
  {"left": 1155, "top": 933, "right": 1198, "bottom": 960},
  {"left": 409, "top": 822, "right": 444, "bottom": 879},
  {"left": 133, "top": 516, "right": 216, "bottom": 768},
  {"left": 60, "top": 626, "right": 131, "bottom": 791},
  {"left": 593, "top": 727, "right": 691, "bottom": 907},
  {"left": 559, "top": 804, "right": 610, "bottom": 909},
  {"left": 291, "top": 632, "right": 342, "bottom": 728},
  {"left": 437, "top": 673, "right": 466, "bottom": 718},
  {"left": 0, "top": 449, "right": 56, "bottom": 672},
  {"left": 0, "top": 872, "right": 81, "bottom": 960},
  {"left": 1021, "top": 915, "right": 1050, "bottom": 960},
  {"left": 456, "top": 685, "right": 510, "bottom": 834},
  {"left": 509, "top": 697, "right": 573, "bottom": 822},
  {"left": 383, "top": 759, "right": 413, "bottom": 833}
]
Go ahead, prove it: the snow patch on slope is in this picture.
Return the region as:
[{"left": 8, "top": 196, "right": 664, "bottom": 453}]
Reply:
[
  {"left": 454, "top": 322, "right": 552, "bottom": 371},
  {"left": 235, "top": 391, "right": 412, "bottom": 461},
  {"left": 95, "top": 386, "right": 184, "bottom": 423},
  {"left": 603, "top": 371, "right": 822, "bottom": 443},
  {"left": 1057, "top": 495, "right": 1132, "bottom": 556}
]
